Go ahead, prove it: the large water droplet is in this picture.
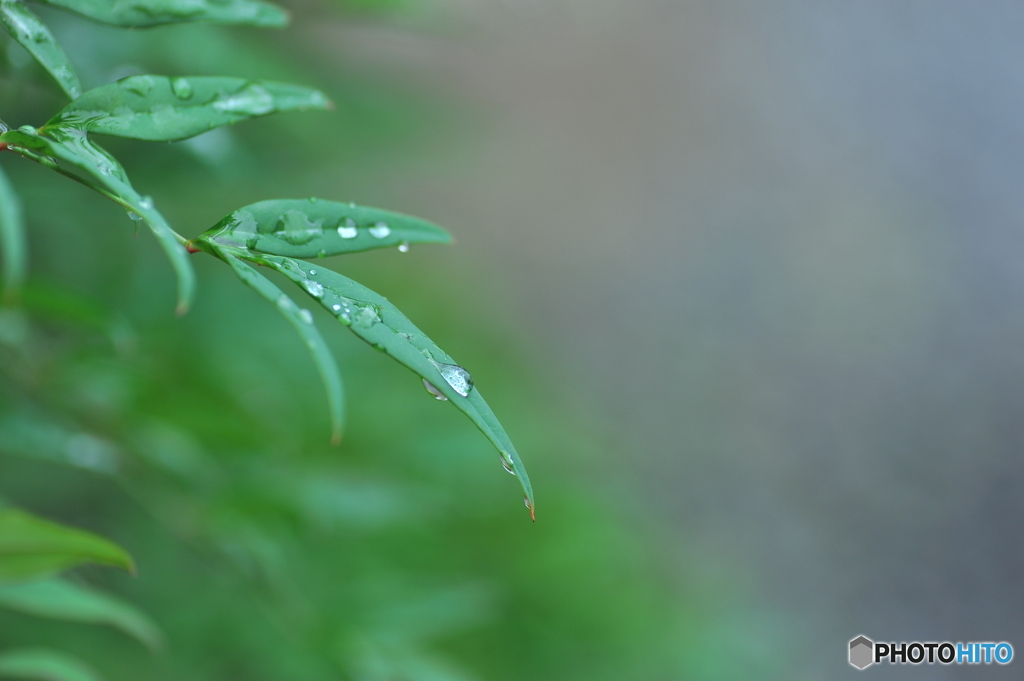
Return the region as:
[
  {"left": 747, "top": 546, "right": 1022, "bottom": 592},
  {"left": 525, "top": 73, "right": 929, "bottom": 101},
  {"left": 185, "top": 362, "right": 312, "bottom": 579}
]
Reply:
[
  {"left": 499, "top": 450, "right": 516, "bottom": 475},
  {"left": 212, "top": 83, "right": 274, "bottom": 116},
  {"left": 352, "top": 303, "right": 381, "bottom": 329},
  {"left": 298, "top": 308, "right": 314, "bottom": 324},
  {"left": 398, "top": 240, "right": 410, "bottom": 253},
  {"left": 170, "top": 77, "right": 193, "bottom": 99},
  {"left": 302, "top": 280, "right": 324, "bottom": 298},
  {"left": 138, "top": 195, "right": 154, "bottom": 209},
  {"left": 123, "top": 75, "right": 155, "bottom": 96},
  {"left": 430, "top": 360, "right": 473, "bottom": 397},
  {"left": 369, "top": 222, "right": 391, "bottom": 239},
  {"left": 422, "top": 379, "right": 448, "bottom": 401},
  {"left": 337, "top": 218, "right": 358, "bottom": 239}
]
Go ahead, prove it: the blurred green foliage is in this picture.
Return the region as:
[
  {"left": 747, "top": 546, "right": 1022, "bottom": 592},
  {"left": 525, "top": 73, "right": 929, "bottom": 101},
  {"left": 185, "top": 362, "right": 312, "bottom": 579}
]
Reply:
[{"left": 0, "top": 2, "right": 773, "bottom": 679}]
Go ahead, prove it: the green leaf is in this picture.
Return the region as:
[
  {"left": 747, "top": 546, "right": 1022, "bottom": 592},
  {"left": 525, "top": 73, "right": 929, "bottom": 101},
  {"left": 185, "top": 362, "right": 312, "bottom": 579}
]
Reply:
[
  {"left": 199, "top": 198, "right": 451, "bottom": 259},
  {"left": 31, "top": 0, "right": 287, "bottom": 28},
  {"left": 0, "top": 0, "right": 81, "bottom": 99},
  {"left": 212, "top": 247, "right": 535, "bottom": 517},
  {"left": 0, "top": 163, "right": 27, "bottom": 304},
  {"left": 0, "top": 127, "right": 195, "bottom": 314},
  {"left": 210, "top": 246, "right": 345, "bottom": 444},
  {"left": 0, "top": 649, "right": 101, "bottom": 681},
  {"left": 0, "top": 579, "right": 163, "bottom": 650},
  {"left": 0, "top": 509, "right": 135, "bottom": 582},
  {"left": 45, "top": 76, "right": 331, "bottom": 142}
]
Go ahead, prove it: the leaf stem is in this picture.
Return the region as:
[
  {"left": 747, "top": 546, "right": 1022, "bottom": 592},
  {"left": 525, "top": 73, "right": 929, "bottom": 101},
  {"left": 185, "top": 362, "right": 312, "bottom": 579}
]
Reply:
[{"left": 5, "top": 144, "right": 189, "bottom": 246}]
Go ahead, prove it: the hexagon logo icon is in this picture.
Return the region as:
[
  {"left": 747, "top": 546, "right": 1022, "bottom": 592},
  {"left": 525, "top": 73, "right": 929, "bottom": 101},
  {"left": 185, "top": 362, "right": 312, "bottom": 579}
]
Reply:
[{"left": 849, "top": 635, "right": 874, "bottom": 670}]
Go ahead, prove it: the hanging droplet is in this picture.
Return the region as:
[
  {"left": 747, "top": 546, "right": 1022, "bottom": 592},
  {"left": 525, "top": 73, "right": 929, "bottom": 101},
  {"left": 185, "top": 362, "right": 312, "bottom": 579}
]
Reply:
[
  {"left": 368, "top": 222, "right": 391, "bottom": 239},
  {"left": 170, "top": 77, "right": 193, "bottom": 99},
  {"left": 127, "top": 211, "right": 142, "bottom": 221},
  {"left": 499, "top": 450, "right": 516, "bottom": 475},
  {"left": 429, "top": 360, "right": 473, "bottom": 397},
  {"left": 337, "top": 217, "right": 358, "bottom": 239},
  {"left": 422, "top": 379, "right": 448, "bottom": 401},
  {"left": 302, "top": 280, "right": 324, "bottom": 298},
  {"left": 298, "top": 308, "right": 314, "bottom": 324},
  {"left": 398, "top": 240, "right": 410, "bottom": 253}
]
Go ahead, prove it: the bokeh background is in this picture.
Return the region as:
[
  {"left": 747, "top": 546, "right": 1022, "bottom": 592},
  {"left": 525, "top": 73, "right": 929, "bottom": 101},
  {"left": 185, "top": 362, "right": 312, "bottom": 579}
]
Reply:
[{"left": 3, "top": 0, "right": 1024, "bottom": 678}]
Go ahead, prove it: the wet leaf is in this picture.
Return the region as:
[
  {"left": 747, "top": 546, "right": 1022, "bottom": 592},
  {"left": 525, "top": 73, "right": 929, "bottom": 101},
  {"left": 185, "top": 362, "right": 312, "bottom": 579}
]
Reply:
[
  {"left": 0, "top": 0, "right": 81, "bottom": 99},
  {"left": 211, "top": 247, "right": 535, "bottom": 517},
  {"left": 33, "top": 0, "right": 287, "bottom": 28},
  {"left": 199, "top": 198, "right": 451, "bottom": 258},
  {"left": 0, "top": 509, "right": 135, "bottom": 582},
  {"left": 0, "top": 163, "right": 26, "bottom": 304},
  {"left": 0, "top": 649, "right": 101, "bottom": 681},
  {"left": 0, "top": 127, "right": 195, "bottom": 314},
  {"left": 209, "top": 246, "right": 345, "bottom": 444},
  {"left": 0, "top": 579, "right": 163, "bottom": 650},
  {"left": 45, "top": 76, "right": 330, "bottom": 142}
]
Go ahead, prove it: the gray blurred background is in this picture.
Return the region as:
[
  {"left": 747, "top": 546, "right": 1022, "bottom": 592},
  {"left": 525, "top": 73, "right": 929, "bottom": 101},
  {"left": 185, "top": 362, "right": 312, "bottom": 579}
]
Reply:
[{"left": 308, "top": 0, "right": 1024, "bottom": 677}]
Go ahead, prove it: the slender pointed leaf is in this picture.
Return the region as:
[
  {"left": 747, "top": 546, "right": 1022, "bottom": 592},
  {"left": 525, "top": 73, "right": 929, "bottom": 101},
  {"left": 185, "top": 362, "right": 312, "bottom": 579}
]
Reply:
[
  {"left": 0, "top": 163, "right": 27, "bottom": 304},
  {"left": 0, "top": 0, "right": 80, "bottom": 99},
  {"left": 213, "top": 247, "right": 534, "bottom": 516},
  {"left": 210, "top": 246, "right": 345, "bottom": 443},
  {"left": 0, "top": 649, "right": 101, "bottom": 681},
  {"left": 200, "top": 198, "right": 451, "bottom": 258},
  {"left": 0, "top": 579, "right": 163, "bottom": 650},
  {"left": 0, "top": 127, "right": 195, "bottom": 313},
  {"left": 0, "top": 509, "right": 135, "bottom": 582},
  {"left": 45, "top": 76, "right": 330, "bottom": 142},
  {"left": 32, "top": 0, "right": 287, "bottom": 27}
]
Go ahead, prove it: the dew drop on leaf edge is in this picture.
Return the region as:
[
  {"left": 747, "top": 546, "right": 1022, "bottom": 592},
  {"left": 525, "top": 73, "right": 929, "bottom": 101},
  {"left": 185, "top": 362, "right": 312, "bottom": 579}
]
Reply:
[
  {"left": 499, "top": 450, "right": 516, "bottom": 475},
  {"left": 422, "top": 379, "right": 448, "bottom": 401}
]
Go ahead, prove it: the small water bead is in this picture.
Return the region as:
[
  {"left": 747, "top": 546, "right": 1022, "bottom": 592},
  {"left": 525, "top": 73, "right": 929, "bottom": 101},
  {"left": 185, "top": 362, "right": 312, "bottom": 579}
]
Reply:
[
  {"left": 422, "top": 379, "right": 448, "bottom": 401},
  {"left": 309, "top": 269, "right": 317, "bottom": 275},
  {"left": 298, "top": 308, "right": 314, "bottom": 324},
  {"left": 398, "top": 240, "right": 410, "bottom": 253},
  {"left": 430, "top": 360, "right": 473, "bottom": 397},
  {"left": 302, "top": 280, "right": 324, "bottom": 298},
  {"left": 170, "top": 77, "right": 193, "bottom": 99},
  {"left": 368, "top": 222, "right": 391, "bottom": 239},
  {"left": 337, "top": 218, "right": 358, "bottom": 239},
  {"left": 138, "top": 195, "right": 154, "bottom": 209},
  {"left": 499, "top": 451, "right": 516, "bottom": 476}
]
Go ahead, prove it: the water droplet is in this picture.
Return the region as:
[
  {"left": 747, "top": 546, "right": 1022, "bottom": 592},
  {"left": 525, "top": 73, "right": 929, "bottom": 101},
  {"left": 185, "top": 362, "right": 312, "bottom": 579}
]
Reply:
[
  {"left": 422, "top": 379, "right": 448, "bottom": 401},
  {"left": 331, "top": 304, "right": 342, "bottom": 312},
  {"left": 317, "top": 250, "right": 326, "bottom": 258},
  {"left": 429, "top": 360, "right": 473, "bottom": 397},
  {"left": 369, "top": 222, "right": 391, "bottom": 239},
  {"left": 212, "top": 82, "right": 274, "bottom": 116},
  {"left": 298, "top": 308, "right": 314, "bottom": 324},
  {"left": 398, "top": 240, "right": 410, "bottom": 253},
  {"left": 170, "top": 77, "right": 193, "bottom": 99},
  {"left": 499, "top": 451, "right": 516, "bottom": 475},
  {"left": 352, "top": 303, "right": 381, "bottom": 329},
  {"left": 337, "top": 218, "right": 358, "bottom": 239},
  {"left": 276, "top": 294, "right": 294, "bottom": 311},
  {"left": 138, "top": 195, "right": 154, "bottom": 209},
  {"left": 309, "top": 269, "right": 317, "bottom": 275},
  {"left": 348, "top": 201, "right": 356, "bottom": 208},
  {"left": 302, "top": 280, "right": 324, "bottom": 298},
  {"left": 127, "top": 211, "right": 142, "bottom": 221},
  {"left": 123, "top": 75, "right": 155, "bottom": 96}
]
